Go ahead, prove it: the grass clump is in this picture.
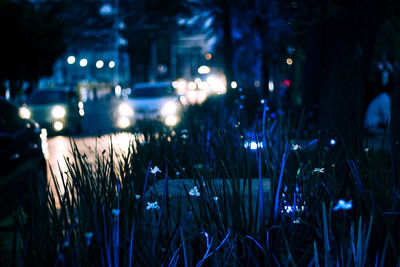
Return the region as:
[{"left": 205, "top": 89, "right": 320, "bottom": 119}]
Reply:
[{"left": 7, "top": 96, "right": 400, "bottom": 266}]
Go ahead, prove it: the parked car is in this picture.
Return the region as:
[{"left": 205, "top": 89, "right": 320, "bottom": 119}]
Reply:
[
  {"left": 19, "top": 87, "right": 84, "bottom": 134},
  {"left": 0, "top": 97, "right": 47, "bottom": 219},
  {"left": 116, "top": 82, "right": 182, "bottom": 129}
]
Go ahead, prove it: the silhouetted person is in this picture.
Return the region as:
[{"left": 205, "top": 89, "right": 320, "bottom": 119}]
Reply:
[
  {"left": 364, "top": 83, "right": 393, "bottom": 150},
  {"left": 364, "top": 85, "right": 391, "bottom": 134}
]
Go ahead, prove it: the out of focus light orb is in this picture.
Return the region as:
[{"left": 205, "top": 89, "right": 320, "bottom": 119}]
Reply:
[
  {"left": 250, "top": 141, "right": 258, "bottom": 150},
  {"left": 286, "top": 58, "right": 293, "bottom": 65},
  {"left": 165, "top": 115, "right": 178, "bottom": 127},
  {"left": 118, "top": 117, "right": 130, "bottom": 129},
  {"left": 115, "top": 85, "right": 122, "bottom": 96},
  {"left": 197, "top": 65, "right": 211, "bottom": 74},
  {"left": 231, "top": 81, "right": 237, "bottom": 89},
  {"left": 96, "top": 60, "right": 104, "bottom": 68},
  {"left": 53, "top": 121, "right": 64, "bottom": 131},
  {"left": 99, "top": 3, "right": 113, "bottom": 15},
  {"left": 205, "top": 53, "right": 212, "bottom": 60},
  {"left": 109, "top": 61, "right": 115, "bottom": 68},
  {"left": 188, "top": 82, "right": 196, "bottom": 90},
  {"left": 67, "top": 56, "right": 76, "bottom": 64},
  {"left": 268, "top": 80, "right": 274, "bottom": 92},
  {"left": 79, "top": 58, "right": 88, "bottom": 67},
  {"left": 19, "top": 107, "right": 31, "bottom": 119},
  {"left": 198, "top": 81, "right": 208, "bottom": 90}
]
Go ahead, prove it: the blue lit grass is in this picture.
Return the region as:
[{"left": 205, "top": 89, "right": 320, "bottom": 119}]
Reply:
[{"left": 11, "top": 96, "right": 400, "bottom": 266}]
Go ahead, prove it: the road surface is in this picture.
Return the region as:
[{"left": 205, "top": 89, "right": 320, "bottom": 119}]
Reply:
[{"left": 44, "top": 98, "right": 137, "bottom": 196}]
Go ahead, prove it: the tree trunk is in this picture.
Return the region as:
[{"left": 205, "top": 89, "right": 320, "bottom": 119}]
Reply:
[{"left": 318, "top": 7, "right": 383, "bottom": 152}]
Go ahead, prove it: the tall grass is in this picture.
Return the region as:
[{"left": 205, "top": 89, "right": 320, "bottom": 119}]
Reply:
[{"left": 8, "top": 95, "right": 400, "bottom": 266}]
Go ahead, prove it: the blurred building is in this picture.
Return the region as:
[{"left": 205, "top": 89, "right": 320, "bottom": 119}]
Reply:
[
  {"left": 34, "top": 0, "right": 214, "bottom": 96},
  {"left": 39, "top": 50, "right": 130, "bottom": 101},
  {"left": 33, "top": 0, "right": 131, "bottom": 101},
  {"left": 175, "top": 33, "right": 214, "bottom": 80}
]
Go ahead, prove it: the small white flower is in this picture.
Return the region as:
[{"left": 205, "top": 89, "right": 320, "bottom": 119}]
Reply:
[
  {"left": 135, "top": 194, "right": 141, "bottom": 200},
  {"left": 189, "top": 186, "right": 200, "bottom": 197},
  {"left": 313, "top": 168, "right": 325, "bottom": 173},
  {"left": 84, "top": 232, "right": 94, "bottom": 246},
  {"left": 150, "top": 166, "right": 161, "bottom": 174},
  {"left": 291, "top": 144, "right": 301, "bottom": 151},
  {"left": 333, "top": 199, "right": 352, "bottom": 211},
  {"left": 213, "top": 196, "right": 218, "bottom": 202},
  {"left": 84, "top": 232, "right": 93, "bottom": 239},
  {"left": 84, "top": 232, "right": 93, "bottom": 246},
  {"left": 112, "top": 209, "right": 120, "bottom": 216},
  {"left": 147, "top": 201, "right": 160, "bottom": 210}
]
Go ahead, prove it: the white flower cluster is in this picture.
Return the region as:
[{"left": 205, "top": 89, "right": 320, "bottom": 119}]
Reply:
[{"left": 189, "top": 186, "right": 200, "bottom": 197}]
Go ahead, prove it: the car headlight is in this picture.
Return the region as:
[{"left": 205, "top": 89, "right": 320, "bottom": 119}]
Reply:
[
  {"left": 118, "top": 103, "right": 134, "bottom": 116},
  {"left": 78, "top": 101, "right": 84, "bottom": 109},
  {"left": 165, "top": 115, "right": 179, "bottom": 126},
  {"left": 161, "top": 101, "right": 178, "bottom": 116},
  {"left": 51, "top": 105, "right": 66, "bottom": 119},
  {"left": 19, "top": 106, "right": 31, "bottom": 119}
]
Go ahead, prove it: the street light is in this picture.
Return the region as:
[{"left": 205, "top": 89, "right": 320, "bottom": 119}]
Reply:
[
  {"left": 80, "top": 58, "right": 88, "bottom": 67},
  {"left": 67, "top": 56, "right": 76, "bottom": 64},
  {"left": 109, "top": 61, "right": 115, "bottom": 68},
  {"left": 96, "top": 60, "right": 104, "bottom": 69}
]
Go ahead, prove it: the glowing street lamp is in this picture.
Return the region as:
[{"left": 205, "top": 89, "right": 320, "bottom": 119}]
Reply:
[
  {"left": 96, "top": 60, "right": 104, "bottom": 69},
  {"left": 109, "top": 61, "right": 115, "bottom": 68},
  {"left": 80, "top": 58, "right": 88, "bottom": 67},
  {"left": 67, "top": 56, "right": 75, "bottom": 64}
]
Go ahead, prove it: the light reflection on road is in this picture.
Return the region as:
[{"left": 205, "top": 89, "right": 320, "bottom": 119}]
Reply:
[{"left": 46, "top": 132, "right": 137, "bottom": 198}]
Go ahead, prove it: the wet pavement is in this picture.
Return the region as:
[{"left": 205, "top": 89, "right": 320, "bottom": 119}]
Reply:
[{"left": 44, "top": 98, "right": 134, "bottom": 195}]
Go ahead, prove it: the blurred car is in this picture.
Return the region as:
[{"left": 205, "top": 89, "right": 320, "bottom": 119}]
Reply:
[
  {"left": 116, "top": 82, "right": 182, "bottom": 129},
  {"left": 19, "top": 87, "right": 84, "bottom": 133},
  {"left": 0, "top": 97, "right": 47, "bottom": 219}
]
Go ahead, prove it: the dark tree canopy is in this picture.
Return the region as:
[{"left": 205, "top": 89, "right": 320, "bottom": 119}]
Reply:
[{"left": 0, "top": 0, "right": 66, "bottom": 97}]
